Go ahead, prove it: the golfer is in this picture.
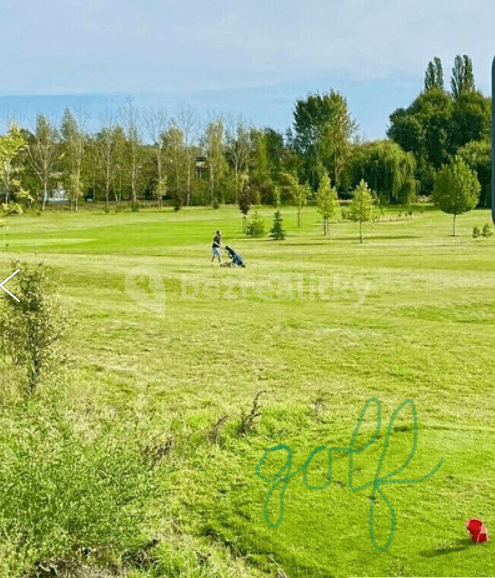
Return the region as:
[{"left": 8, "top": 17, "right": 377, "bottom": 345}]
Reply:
[{"left": 211, "top": 230, "right": 222, "bottom": 265}]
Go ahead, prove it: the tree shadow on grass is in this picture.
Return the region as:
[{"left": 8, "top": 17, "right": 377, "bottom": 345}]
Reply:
[{"left": 419, "top": 538, "right": 474, "bottom": 558}]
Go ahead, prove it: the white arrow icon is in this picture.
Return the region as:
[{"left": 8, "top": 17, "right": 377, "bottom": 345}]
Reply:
[{"left": 0, "top": 269, "right": 20, "bottom": 302}]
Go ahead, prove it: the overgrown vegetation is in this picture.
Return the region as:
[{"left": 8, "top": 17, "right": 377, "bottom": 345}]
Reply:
[{"left": 0, "top": 260, "right": 69, "bottom": 394}]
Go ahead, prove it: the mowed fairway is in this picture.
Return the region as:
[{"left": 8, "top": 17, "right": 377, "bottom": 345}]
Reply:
[{"left": 1, "top": 204, "right": 495, "bottom": 577}]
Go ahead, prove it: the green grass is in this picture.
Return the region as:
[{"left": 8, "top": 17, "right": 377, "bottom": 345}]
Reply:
[{"left": 1, "top": 204, "right": 495, "bottom": 577}]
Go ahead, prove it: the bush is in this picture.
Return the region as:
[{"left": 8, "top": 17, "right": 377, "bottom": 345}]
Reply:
[
  {"left": 0, "top": 409, "right": 157, "bottom": 569},
  {"left": 130, "top": 202, "right": 140, "bottom": 212},
  {"left": 482, "top": 223, "right": 493, "bottom": 237},
  {"left": 246, "top": 210, "right": 266, "bottom": 237},
  {"left": 0, "top": 260, "right": 69, "bottom": 394},
  {"left": 2, "top": 203, "right": 23, "bottom": 216},
  {"left": 472, "top": 225, "right": 481, "bottom": 238},
  {"left": 212, "top": 197, "right": 220, "bottom": 209}
]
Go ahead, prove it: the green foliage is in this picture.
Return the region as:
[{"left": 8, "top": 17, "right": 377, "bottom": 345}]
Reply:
[
  {"left": 270, "top": 210, "right": 286, "bottom": 240},
  {"left": 349, "top": 140, "right": 417, "bottom": 204},
  {"left": 348, "top": 179, "right": 375, "bottom": 243},
  {"left": 482, "top": 223, "right": 493, "bottom": 237},
  {"left": 291, "top": 90, "right": 358, "bottom": 192},
  {"left": 249, "top": 131, "right": 274, "bottom": 203},
  {"left": 0, "top": 410, "right": 156, "bottom": 567},
  {"left": 456, "top": 139, "right": 491, "bottom": 206},
  {"left": 432, "top": 156, "right": 481, "bottom": 235},
  {"left": 472, "top": 225, "right": 481, "bottom": 238},
  {"left": 238, "top": 173, "right": 252, "bottom": 216},
  {"left": 212, "top": 197, "right": 220, "bottom": 209},
  {"left": 246, "top": 210, "right": 266, "bottom": 237},
  {"left": 1, "top": 203, "right": 23, "bottom": 216},
  {"left": 281, "top": 171, "right": 309, "bottom": 226},
  {"left": 0, "top": 122, "right": 28, "bottom": 204},
  {"left": 0, "top": 260, "right": 69, "bottom": 394},
  {"left": 316, "top": 170, "right": 339, "bottom": 235},
  {"left": 451, "top": 55, "right": 476, "bottom": 101},
  {"left": 424, "top": 56, "right": 444, "bottom": 91}
]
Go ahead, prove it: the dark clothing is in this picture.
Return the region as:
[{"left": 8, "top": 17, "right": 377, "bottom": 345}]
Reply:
[
  {"left": 212, "top": 234, "right": 221, "bottom": 249},
  {"left": 225, "top": 246, "right": 244, "bottom": 266}
]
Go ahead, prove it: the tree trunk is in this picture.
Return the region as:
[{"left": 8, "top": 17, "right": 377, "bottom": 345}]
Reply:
[
  {"left": 359, "top": 220, "right": 363, "bottom": 243},
  {"left": 186, "top": 156, "right": 191, "bottom": 206},
  {"left": 452, "top": 214, "right": 456, "bottom": 236},
  {"left": 297, "top": 209, "right": 301, "bottom": 227}
]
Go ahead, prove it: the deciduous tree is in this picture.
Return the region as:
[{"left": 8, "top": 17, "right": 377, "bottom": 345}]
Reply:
[
  {"left": 348, "top": 179, "right": 375, "bottom": 243},
  {"left": 26, "top": 114, "right": 59, "bottom": 210},
  {"left": 316, "top": 169, "right": 339, "bottom": 236},
  {"left": 432, "top": 155, "right": 480, "bottom": 235}
]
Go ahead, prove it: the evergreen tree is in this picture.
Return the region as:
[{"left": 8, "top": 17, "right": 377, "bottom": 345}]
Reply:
[{"left": 270, "top": 210, "right": 286, "bottom": 240}]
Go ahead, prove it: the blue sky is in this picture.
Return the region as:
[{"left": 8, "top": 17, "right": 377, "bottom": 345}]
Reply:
[{"left": 1, "top": 0, "right": 493, "bottom": 143}]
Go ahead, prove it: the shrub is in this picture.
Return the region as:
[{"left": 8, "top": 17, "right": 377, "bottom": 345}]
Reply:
[
  {"left": 131, "top": 202, "right": 140, "bottom": 212},
  {"left": 0, "top": 410, "right": 157, "bottom": 568},
  {"left": 2, "top": 203, "right": 23, "bottom": 216},
  {"left": 482, "top": 223, "right": 493, "bottom": 237},
  {"left": 212, "top": 197, "right": 220, "bottom": 209},
  {"left": 0, "top": 260, "right": 69, "bottom": 394},
  {"left": 270, "top": 210, "right": 286, "bottom": 240},
  {"left": 246, "top": 210, "right": 266, "bottom": 237},
  {"left": 472, "top": 225, "right": 481, "bottom": 238}
]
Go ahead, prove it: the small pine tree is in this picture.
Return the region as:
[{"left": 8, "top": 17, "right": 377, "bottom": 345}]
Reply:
[
  {"left": 246, "top": 210, "right": 266, "bottom": 237},
  {"left": 270, "top": 210, "right": 286, "bottom": 240},
  {"left": 482, "top": 223, "right": 493, "bottom": 237},
  {"left": 472, "top": 225, "right": 481, "bottom": 238}
]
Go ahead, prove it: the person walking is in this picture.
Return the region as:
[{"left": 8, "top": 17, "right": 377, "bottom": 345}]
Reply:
[{"left": 211, "top": 230, "right": 222, "bottom": 265}]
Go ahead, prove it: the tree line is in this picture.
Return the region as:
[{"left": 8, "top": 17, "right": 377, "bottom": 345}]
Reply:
[{"left": 0, "top": 54, "right": 491, "bottom": 214}]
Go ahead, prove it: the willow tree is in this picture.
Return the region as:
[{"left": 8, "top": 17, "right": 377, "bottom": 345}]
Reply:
[{"left": 349, "top": 140, "right": 417, "bottom": 204}]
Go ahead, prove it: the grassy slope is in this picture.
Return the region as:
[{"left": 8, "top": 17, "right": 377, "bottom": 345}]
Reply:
[{"left": 1, "top": 204, "right": 495, "bottom": 577}]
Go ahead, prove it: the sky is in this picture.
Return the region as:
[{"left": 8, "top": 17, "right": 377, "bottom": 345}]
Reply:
[{"left": 1, "top": 0, "right": 493, "bottom": 143}]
